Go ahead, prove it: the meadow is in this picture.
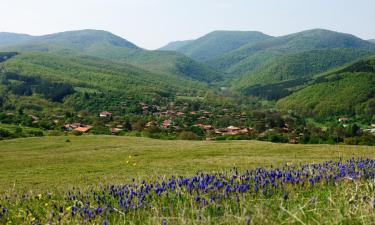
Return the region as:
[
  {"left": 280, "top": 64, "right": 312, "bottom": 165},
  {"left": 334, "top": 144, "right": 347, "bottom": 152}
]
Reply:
[{"left": 0, "top": 136, "right": 375, "bottom": 224}]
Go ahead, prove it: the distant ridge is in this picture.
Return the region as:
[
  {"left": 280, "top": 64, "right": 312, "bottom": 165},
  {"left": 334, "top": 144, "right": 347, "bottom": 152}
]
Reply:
[
  {"left": 201, "top": 29, "right": 375, "bottom": 90},
  {"left": 159, "top": 40, "right": 194, "bottom": 51},
  {"left": 0, "top": 29, "right": 222, "bottom": 83},
  {"left": 163, "top": 30, "right": 272, "bottom": 61},
  {"left": 0, "top": 32, "right": 35, "bottom": 47}
]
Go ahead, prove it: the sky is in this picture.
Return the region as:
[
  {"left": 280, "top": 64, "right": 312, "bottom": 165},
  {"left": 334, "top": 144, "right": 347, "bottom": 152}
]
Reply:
[{"left": 1, "top": 0, "right": 375, "bottom": 49}]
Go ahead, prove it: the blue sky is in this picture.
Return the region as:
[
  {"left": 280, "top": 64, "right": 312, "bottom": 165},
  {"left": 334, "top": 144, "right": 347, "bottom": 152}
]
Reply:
[{"left": 1, "top": 0, "right": 374, "bottom": 49}]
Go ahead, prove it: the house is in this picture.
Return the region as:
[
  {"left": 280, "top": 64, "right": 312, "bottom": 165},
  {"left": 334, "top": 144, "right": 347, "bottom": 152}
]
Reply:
[
  {"left": 338, "top": 117, "right": 349, "bottom": 123},
  {"left": 110, "top": 128, "right": 123, "bottom": 134},
  {"left": 173, "top": 126, "right": 182, "bottom": 131},
  {"left": 364, "top": 128, "right": 375, "bottom": 133},
  {"left": 238, "top": 128, "right": 250, "bottom": 134},
  {"left": 160, "top": 120, "right": 172, "bottom": 129},
  {"left": 176, "top": 112, "right": 185, "bottom": 116},
  {"left": 74, "top": 125, "right": 93, "bottom": 133},
  {"left": 214, "top": 129, "right": 224, "bottom": 135},
  {"left": 226, "top": 126, "right": 241, "bottom": 132},
  {"left": 139, "top": 102, "right": 147, "bottom": 106},
  {"left": 28, "top": 115, "right": 39, "bottom": 121},
  {"left": 146, "top": 121, "right": 157, "bottom": 127},
  {"left": 64, "top": 123, "right": 82, "bottom": 131},
  {"left": 99, "top": 111, "right": 113, "bottom": 118},
  {"left": 203, "top": 125, "right": 213, "bottom": 131},
  {"left": 195, "top": 124, "right": 212, "bottom": 130},
  {"left": 289, "top": 138, "right": 298, "bottom": 144}
]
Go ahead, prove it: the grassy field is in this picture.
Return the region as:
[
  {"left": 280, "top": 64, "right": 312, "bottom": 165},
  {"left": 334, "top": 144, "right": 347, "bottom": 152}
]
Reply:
[
  {"left": 0, "top": 135, "right": 374, "bottom": 193},
  {"left": 1, "top": 136, "right": 375, "bottom": 224}
]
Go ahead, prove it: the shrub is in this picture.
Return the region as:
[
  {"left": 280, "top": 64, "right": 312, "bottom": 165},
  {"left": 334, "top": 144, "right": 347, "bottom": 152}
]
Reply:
[{"left": 179, "top": 131, "right": 200, "bottom": 140}]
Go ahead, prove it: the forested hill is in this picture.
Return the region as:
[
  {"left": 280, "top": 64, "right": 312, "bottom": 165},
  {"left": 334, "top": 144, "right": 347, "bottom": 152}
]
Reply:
[
  {"left": 277, "top": 56, "right": 375, "bottom": 121},
  {"left": 0, "top": 30, "right": 222, "bottom": 83},
  {"left": 162, "top": 31, "right": 272, "bottom": 62},
  {"left": 208, "top": 29, "right": 375, "bottom": 77},
  {"left": 0, "top": 52, "right": 208, "bottom": 96},
  {"left": 235, "top": 48, "right": 375, "bottom": 89}
]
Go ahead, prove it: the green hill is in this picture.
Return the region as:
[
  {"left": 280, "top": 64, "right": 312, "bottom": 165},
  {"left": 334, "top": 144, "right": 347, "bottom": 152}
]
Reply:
[
  {"left": 0, "top": 32, "right": 34, "bottom": 47},
  {"left": 169, "top": 31, "right": 272, "bottom": 62},
  {"left": 236, "top": 48, "right": 375, "bottom": 89},
  {"left": 1, "top": 52, "right": 208, "bottom": 94},
  {"left": 0, "top": 30, "right": 222, "bottom": 83},
  {"left": 0, "top": 52, "right": 210, "bottom": 114},
  {"left": 209, "top": 29, "right": 375, "bottom": 76},
  {"left": 159, "top": 40, "right": 194, "bottom": 51},
  {"left": 277, "top": 57, "right": 375, "bottom": 120}
]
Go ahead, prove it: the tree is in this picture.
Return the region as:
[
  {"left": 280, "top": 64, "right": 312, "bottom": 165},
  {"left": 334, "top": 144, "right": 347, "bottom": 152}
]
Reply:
[{"left": 123, "top": 120, "right": 132, "bottom": 131}]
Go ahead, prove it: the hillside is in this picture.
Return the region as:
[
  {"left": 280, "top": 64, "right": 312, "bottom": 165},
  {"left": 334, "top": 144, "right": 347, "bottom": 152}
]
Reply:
[
  {"left": 236, "top": 48, "right": 375, "bottom": 89},
  {"left": 369, "top": 39, "right": 375, "bottom": 43},
  {"left": 277, "top": 57, "right": 375, "bottom": 120},
  {"left": 0, "top": 32, "right": 34, "bottom": 47},
  {"left": 0, "top": 30, "right": 222, "bottom": 83},
  {"left": 209, "top": 29, "right": 375, "bottom": 77},
  {"left": 0, "top": 52, "right": 209, "bottom": 114},
  {"left": 159, "top": 40, "right": 194, "bottom": 51},
  {"left": 168, "top": 31, "right": 272, "bottom": 62}
]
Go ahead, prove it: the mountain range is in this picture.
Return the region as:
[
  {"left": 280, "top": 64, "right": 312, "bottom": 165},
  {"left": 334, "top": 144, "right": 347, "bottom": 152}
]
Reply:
[{"left": 0, "top": 28, "right": 374, "bottom": 120}]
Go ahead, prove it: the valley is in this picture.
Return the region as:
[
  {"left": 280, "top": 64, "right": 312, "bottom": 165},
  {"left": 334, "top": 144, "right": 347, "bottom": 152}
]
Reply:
[{"left": 0, "top": 29, "right": 374, "bottom": 145}]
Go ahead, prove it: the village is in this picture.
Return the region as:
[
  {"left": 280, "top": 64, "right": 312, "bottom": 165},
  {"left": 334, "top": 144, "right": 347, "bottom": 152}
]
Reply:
[{"left": 58, "top": 101, "right": 375, "bottom": 143}]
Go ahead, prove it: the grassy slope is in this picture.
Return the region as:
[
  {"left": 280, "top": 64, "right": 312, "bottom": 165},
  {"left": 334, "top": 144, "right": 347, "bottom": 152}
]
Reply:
[
  {"left": 0, "top": 136, "right": 374, "bottom": 192},
  {"left": 277, "top": 57, "right": 375, "bottom": 118},
  {"left": 174, "top": 31, "right": 272, "bottom": 62}
]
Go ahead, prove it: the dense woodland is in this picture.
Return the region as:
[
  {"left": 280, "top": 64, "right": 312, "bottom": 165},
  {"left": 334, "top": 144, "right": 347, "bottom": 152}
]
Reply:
[{"left": 0, "top": 29, "right": 374, "bottom": 145}]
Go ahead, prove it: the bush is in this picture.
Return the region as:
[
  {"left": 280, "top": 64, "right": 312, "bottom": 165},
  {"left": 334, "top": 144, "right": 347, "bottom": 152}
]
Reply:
[
  {"left": 28, "top": 130, "right": 44, "bottom": 137},
  {"left": 72, "top": 130, "right": 83, "bottom": 136},
  {"left": 179, "top": 131, "right": 200, "bottom": 140},
  {"left": 0, "top": 128, "right": 12, "bottom": 138},
  {"left": 215, "top": 136, "right": 227, "bottom": 141}
]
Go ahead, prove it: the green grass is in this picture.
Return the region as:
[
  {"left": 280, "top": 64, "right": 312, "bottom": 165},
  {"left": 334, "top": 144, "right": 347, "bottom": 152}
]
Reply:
[{"left": 0, "top": 136, "right": 374, "bottom": 193}]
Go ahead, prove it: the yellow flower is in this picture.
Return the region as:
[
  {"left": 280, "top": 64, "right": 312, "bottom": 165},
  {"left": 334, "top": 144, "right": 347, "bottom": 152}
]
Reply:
[
  {"left": 37, "top": 194, "right": 42, "bottom": 199},
  {"left": 66, "top": 206, "right": 71, "bottom": 212},
  {"left": 45, "top": 203, "right": 49, "bottom": 207},
  {"left": 133, "top": 163, "right": 137, "bottom": 166},
  {"left": 126, "top": 160, "right": 129, "bottom": 164},
  {"left": 128, "top": 155, "right": 132, "bottom": 159}
]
